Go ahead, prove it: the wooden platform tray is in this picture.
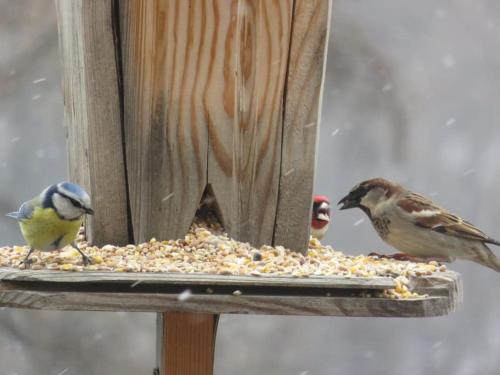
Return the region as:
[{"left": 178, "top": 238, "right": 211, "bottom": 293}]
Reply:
[{"left": 0, "top": 268, "right": 462, "bottom": 317}]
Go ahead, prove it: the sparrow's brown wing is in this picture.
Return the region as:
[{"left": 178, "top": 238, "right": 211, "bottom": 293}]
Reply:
[{"left": 397, "top": 193, "right": 500, "bottom": 246}]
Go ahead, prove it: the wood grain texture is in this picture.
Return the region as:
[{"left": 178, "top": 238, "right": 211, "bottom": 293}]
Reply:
[
  {"left": 55, "top": 0, "right": 130, "bottom": 246},
  {"left": 274, "top": 0, "right": 332, "bottom": 252},
  {"left": 0, "top": 270, "right": 462, "bottom": 317},
  {"left": 119, "top": 0, "right": 209, "bottom": 242},
  {"left": 0, "top": 268, "right": 395, "bottom": 289},
  {"left": 159, "top": 313, "right": 217, "bottom": 375},
  {"left": 206, "top": 0, "right": 293, "bottom": 247},
  {"left": 118, "top": 0, "right": 297, "bottom": 248}
]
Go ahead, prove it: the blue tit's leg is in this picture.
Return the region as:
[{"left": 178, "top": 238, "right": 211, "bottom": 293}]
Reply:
[
  {"left": 21, "top": 248, "right": 35, "bottom": 268},
  {"left": 71, "top": 242, "right": 92, "bottom": 266}
]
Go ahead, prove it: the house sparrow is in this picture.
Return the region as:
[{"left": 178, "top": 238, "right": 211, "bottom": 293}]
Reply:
[
  {"left": 338, "top": 178, "right": 500, "bottom": 272},
  {"left": 311, "top": 195, "right": 330, "bottom": 240}
]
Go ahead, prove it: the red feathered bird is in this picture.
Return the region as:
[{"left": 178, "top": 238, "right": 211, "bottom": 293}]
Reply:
[{"left": 311, "top": 195, "right": 331, "bottom": 240}]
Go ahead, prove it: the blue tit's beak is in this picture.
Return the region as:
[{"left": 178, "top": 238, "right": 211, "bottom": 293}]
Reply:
[{"left": 85, "top": 207, "right": 95, "bottom": 215}]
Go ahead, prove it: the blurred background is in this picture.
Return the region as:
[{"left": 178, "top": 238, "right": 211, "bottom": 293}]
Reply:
[{"left": 1, "top": 0, "right": 500, "bottom": 374}]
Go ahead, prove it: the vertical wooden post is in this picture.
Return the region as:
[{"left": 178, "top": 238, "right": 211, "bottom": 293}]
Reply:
[
  {"left": 156, "top": 313, "right": 218, "bottom": 375},
  {"left": 55, "top": 0, "right": 130, "bottom": 246},
  {"left": 274, "top": 0, "right": 332, "bottom": 251}
]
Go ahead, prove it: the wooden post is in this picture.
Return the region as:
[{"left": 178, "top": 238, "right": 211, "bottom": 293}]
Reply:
[
  {"left": 55, "top": 1, "right": 332, "bottom": 374},
  {"left": 55, "top": 0, "right": 130, "bottom": 247},
  {"left": 156, "top": 313, "right": 218, "bottom": 375}
]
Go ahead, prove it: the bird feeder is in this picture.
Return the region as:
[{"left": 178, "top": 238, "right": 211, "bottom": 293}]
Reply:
[{"left": 0, "top": 1, "right": 462, "bottom": 375}]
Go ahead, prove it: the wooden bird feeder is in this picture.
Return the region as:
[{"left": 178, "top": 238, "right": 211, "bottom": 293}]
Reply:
[{"left": 0, "top": 1, "right": 462, "bottom": 374}]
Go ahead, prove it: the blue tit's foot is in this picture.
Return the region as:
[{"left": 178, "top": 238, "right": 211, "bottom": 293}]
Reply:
[
  {"left": 20, "top": 248, "right": 35, "bottom": 269},
  {"left": 71, "top": 242, "right": 92, "bottom": 266},
  {"left": 81, "top": 254, "right": 92, "bottom": 266},
  {"left": 20, "top": 258, "right": 33, "bottom": 269}
]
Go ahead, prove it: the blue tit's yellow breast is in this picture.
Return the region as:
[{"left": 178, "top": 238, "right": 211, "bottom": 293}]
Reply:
[{"left": 19, "top": 207, "right": 83, "bottom": 251}]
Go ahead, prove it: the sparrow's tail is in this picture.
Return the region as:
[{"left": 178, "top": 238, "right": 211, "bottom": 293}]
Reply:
[{"left": 468, "top": 244, "right": 500, "bottom": 273}]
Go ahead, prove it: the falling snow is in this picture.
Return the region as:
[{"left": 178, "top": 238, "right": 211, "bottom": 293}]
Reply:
[
  {"left": 9, "top": 136, "right": 20, "bottom": 143},
  {"left": 434, "top": 8, "right": 446, "bottom": 19},
  {"left": 162, "top": 193, "right": 175, "bottom": 202},
  {"left": 32, "top": 94, "right": 41, "bottom": 101},
  {"left": 56, "top": 369, "right": 69, "bottom": 375},
  {"left": 353, "top": 218, "right": 365, "bottom": 226},
  {"left": 32, "top": 77, "right": 47, "bottom": 84},
  {"left": 305, "top": 122, "right": 316, "bottom": 128},
  {"left": 130, "top": 280, "right": 142, "bottom": 288},
  {"left": 442, "top": 54, "right": 456, "bottom": 68},
  {"left": 284, "top": 168, "right": 295, "bottom": 177},
  {"left": 35, "top": 149, "right": 45, "bottom": 159},
  {"left": 382, "top": 83, "right": 393, "bottom": 92},
  {"left": 177, "top": 289, "right": 192, "bottom": 301},
  {"left": 445, "top": 118, "right": 456, "bottom": 127},
  {"left": 331, "top": 128, "right": 340, "bottom": 137},
  {"left": 432, "top": 341, "right": 443, "bottom": 349},
  {"left": 462, "top": 168, "right": 476, "bottom": 176}
]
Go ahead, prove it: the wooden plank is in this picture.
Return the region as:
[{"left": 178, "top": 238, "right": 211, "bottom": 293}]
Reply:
[
  {"left": 119, "top": 0, "right": 209, "bottom": 242},
  {"left": 0, "top": 291, "right": 456, "bottom": 317},
  {"left": 206, "top": 0, "right": 294, "bottom": 248},
  {"left": 0, "top": 268, "right": 395, "bottom": 289},
  {"left": 0, "top": 272, "right": 461, "bottom": 317},
  {"left": 274, "top": 0, "right": 332, "bottom": 253},
  {"left": 55, "top": 0, "right": 130, "bottom": 246},
  {"left": 158, "top": 313, "right": 217, "bottom": 375}
]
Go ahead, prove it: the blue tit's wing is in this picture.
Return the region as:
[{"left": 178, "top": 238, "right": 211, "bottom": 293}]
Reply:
[{"left": 6, "top": 200, "right": 36, "bottom": 221}]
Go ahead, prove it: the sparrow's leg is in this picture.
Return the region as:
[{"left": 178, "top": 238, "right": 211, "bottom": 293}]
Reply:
[
  {"left": 71, "top": 242, "right": 92, "bottom": 266},
  {"left": 20, "top": 247, "right": 35, "bottom": 268},
  {"left": 368, "top": 252, "right": 451, "bottom": 264}
]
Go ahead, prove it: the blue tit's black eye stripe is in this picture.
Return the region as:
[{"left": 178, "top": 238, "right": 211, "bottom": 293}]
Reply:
[{"left": 58, "top": 192, "right": 84, "bottom": 209}]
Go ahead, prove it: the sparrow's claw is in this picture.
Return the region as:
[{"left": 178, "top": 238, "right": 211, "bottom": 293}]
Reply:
[
  {"left": 368, "top": 252, "right": 424, "bottom": 262},
  {"left": 368, "top": 252, "right": 448, "bottom": 265}
]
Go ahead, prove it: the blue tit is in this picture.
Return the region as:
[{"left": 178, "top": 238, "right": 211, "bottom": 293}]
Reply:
[{"left": 6, "top": 182, "right": 94, "bottom": 267}]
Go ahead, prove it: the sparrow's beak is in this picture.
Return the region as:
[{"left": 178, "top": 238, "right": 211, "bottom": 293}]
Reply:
[
  {"left": 85, "top": 207, "right": 95, "bottom": 215},
  {"left": 337, "top": 194, "right": 357, "bottom": 210}
]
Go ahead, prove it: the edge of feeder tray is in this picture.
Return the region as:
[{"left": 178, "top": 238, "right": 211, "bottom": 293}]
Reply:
[{"left": 0, "top": 268, "right": 462, "bottom": 317}]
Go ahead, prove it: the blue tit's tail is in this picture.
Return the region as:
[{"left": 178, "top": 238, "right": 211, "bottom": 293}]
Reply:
[{"left": 6, "top": 212, "right": 20, "bottom": 220}]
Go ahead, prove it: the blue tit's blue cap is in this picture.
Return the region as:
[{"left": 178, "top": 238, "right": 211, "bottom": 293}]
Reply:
[{"left": 58, "top": 182, "right": 89, "bottom": 198}]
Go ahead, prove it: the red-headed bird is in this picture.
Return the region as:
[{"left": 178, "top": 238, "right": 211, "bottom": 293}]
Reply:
[{"left": 311, "top": 195, "right": 331, "bottom": 240}]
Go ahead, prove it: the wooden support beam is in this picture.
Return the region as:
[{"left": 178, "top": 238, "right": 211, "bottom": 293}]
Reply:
[
  {"left": 156, "top": 313, "right": 218, "bottom": 375},
  {"left": 274, "top": 0, "right": 332, "bottom": 252},
  {"left": 55, "top": 0, "right": 130, "bottom": 246}
]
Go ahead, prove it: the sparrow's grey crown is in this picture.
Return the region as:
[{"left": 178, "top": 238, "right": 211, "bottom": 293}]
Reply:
[{"left": 338, "top": 178, "right": 402, "bottom": 211}]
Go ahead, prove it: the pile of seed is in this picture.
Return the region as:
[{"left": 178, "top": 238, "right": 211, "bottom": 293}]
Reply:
[{"left": 0, "top": 221, "right": 446, "bottom": 299}]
